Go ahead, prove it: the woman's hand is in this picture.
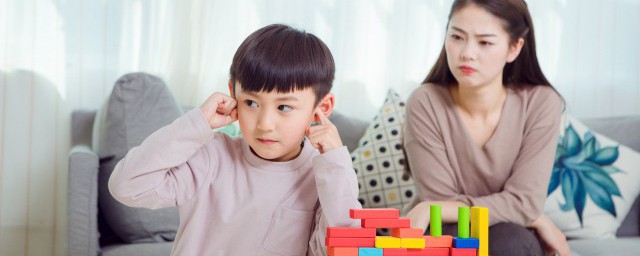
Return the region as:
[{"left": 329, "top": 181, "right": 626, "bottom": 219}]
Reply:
[
  {"left": 199, "top": 92, "right": 238, "bottom": 129},
  {"left": 405, "top": 201, "right": 430, "bottom": 234},
  {"left": 530, "top": 214, "right": 571, "bottom": 256}
]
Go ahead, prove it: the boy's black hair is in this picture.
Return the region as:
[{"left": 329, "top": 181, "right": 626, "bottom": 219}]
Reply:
[{"left": 230, "top": 24, "right": 335, "bottom": 105}]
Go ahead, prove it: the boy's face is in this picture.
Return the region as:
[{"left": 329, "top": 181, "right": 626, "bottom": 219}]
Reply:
[{"left": 232, "top": 83, "right": 319, "bottom": 162}]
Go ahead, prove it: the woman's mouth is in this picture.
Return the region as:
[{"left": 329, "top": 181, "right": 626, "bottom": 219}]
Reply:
[{"left": 459, "top": 66, "right": 476, "bottom": 74}]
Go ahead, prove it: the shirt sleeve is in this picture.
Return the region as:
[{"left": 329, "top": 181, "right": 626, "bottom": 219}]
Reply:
[
  {"left": 307, "top": 146, "right": 362, "bottom": 256},
  {"left": 404, "top": 86, "right": 563, "bottom": 226},
  {"left": 108, "top": 108, "right": 219, "bottom": 208},
  {"left": 465, "top": 90, "right": 563, "bottom": 225}
]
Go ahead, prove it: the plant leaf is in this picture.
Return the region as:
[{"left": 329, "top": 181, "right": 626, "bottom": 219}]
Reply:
[
  {"left": 548, "top": 167, "right": 562, "bottom": 195},
  {"left": 564, "top": 125, "right": 582, "bottom": 155},
  {"left": 583, "top": 167, "right": 622, "bottom": 197},
  {"left": 589, "top": 146, "right": 619, "bottom": 165},
  {"left": 574, "top": 174, "right": 587, "bottom": 227},
  {"left": 582, "top": 174, "right": 618, "bottom": 217},
  {"left": 559, "top": 170, "right": 577, "bottom": 211}
]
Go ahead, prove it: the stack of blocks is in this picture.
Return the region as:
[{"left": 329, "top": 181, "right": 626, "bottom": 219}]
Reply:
[{"left": 325, "top": 206, "right": 489, "bottom": 256}]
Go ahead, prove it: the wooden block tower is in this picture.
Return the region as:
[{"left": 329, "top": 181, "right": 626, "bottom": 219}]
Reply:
[{"left": 325, "top": 206, "right": 489, "bottom": 256}]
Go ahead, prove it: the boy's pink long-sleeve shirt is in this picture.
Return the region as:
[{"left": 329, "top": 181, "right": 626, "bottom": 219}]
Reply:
[{"left": 108, "top": 109, "right": 361, "bottom": 256}]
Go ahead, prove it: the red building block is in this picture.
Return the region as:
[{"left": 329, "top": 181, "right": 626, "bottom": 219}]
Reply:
[
  {"left": 424, "top": 247, "right": 450, "bottom": 256},
  {"left": 406, "top": 248, "right": 429, "bottom": 256},
  {"left": 327, "top": 227, "right": 376, "bottom": 238},
  {"left": 350, "top": 208, "right": 400, "bottom": 219},
  {"left": 451, "top": 248, "right": 477, "bottom": 256},
  {"left": 383, "top": 248, "right": 408, "bottom": 256},
  {"left": 361, "top": 218, "right": 411, "bottom": 228},
  {"left": 327, "top": 247, "right": 359, "bottom": 256},
  {"left": 423, "top": 235, "right": 453, "bottom": 248},
  {"left": 325, "top": 237, "right": 375, "bottom": 247},
  {"left": 391, "top": 228, "right": 424, "bottom": 238}
]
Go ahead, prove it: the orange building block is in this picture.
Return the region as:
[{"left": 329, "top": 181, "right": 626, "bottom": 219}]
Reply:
[
  {"left": 383, "top": 248, "right": 408, "bottom": 256},
  {"left": 328, "top": 247, "right": 358, "bottom": 256},
  {"left": 423, "top": 235, "right": 453, "bottom": 248},
  {"left": 350, "top": 208, "right": 400, "bottom": 219},
  {"left": 391, "top": 228, "right": 424, "bottom": 238},
  {"left": 450, "top": 248, "right": 477, "bottom": 256},
  {"left": 327, "top": 227, "right": 376, "bottom": 238},
  {"left": 361, "top": 218, "right": 411, "bottom": 228},
  {"left": 325, "top": 237, "right": 375, "bottom": 247}
]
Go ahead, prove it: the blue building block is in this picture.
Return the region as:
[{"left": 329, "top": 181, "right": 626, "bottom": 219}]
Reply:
[
  {"left": 359, "top": 247, "right": 383, "bottom": 256},
  {"left": 453, "top": 237, "right": 479, "bottom": 248}
]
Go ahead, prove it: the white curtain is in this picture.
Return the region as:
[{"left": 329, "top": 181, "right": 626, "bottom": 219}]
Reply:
[{"left": 1, "top": 0, "right": 639, "bottom": 255}]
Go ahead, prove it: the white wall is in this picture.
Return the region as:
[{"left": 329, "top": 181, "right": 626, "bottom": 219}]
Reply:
[{"left": 1, "top": 0, "right": 639, "bottom": 255}]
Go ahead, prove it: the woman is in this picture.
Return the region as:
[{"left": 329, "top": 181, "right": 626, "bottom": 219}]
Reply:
[{"left": 404, "top": 0, "right": 570, "bottom": 255}]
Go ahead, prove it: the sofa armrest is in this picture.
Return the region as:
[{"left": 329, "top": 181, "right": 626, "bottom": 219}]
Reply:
[{"left": 68, "top": 145, "right": 100, "bottom": 256}]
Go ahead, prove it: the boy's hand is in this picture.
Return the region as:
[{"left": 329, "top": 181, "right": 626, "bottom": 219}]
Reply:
[
  {"left": 306, "top": 108, "right": 343, "bottom": 154},
  {"left": 199, "top": 92, "right": 238, "bottom": 129}
]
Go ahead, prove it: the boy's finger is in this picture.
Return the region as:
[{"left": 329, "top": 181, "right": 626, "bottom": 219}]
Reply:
[{"left": 314, "top": 108, "right": 331, "bottom": 125}]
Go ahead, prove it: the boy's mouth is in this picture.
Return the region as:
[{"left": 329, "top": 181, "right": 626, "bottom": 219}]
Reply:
[{"left": 257, "top": 138, "right": 278, "bottom": 144}]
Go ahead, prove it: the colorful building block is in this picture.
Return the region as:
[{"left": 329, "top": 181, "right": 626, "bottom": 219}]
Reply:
[
  {"left": 391, "top": 228, "right": 424, "bottom": 238},
  {"left": 383, "top": 248, "right": 408, "bottom": 256},
  {"left": 361, "top": 218, "right": 411, "bottom": 228},
  {"left": 450, "top": 248, "right": 477, "bottom": 256},
  {"left": 424, "top": 247, "right": 449, "bottom": 256},
  {"left": 400, "top": 238, "right": 425, "bottom": 249},
  {"left": 328, "top": 247, "right": 358, "bottom": 256},
  {"left": 374, "top": 236, "right": 401, "bottom": 248},
  {"left": 452, "top": 237, "right": 479, "bottom": 248},
  {"left": 423, "top": 235, "right": 453, "bottom": 248},
  {"left": 430, "top": 204, "right": 442, "bottom": 237},
  {"left": 406, "top": 248, "right": 429, "bottom": 256},
  {"left": 328, "top": 227, "right": 376, "bottom": 238},
  {"left": 350, "top": 208, "right": 400, "bottom": 219},
  {"left": 358, "top": 247, "right": 383, "bottom": 256},
  {"left": 326, "top": 237, "right": 376, "bottom": 247},
  {"left": 458, "top": 206, "right": 470, "bottom": 238},
  {"left": 471, "top": 207, "right": 489, "bottom": 256}
]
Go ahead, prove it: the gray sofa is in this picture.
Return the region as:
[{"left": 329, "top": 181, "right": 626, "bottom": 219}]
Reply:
[{"left": 68, "top": 109, "right": 640, "bottom": 256}]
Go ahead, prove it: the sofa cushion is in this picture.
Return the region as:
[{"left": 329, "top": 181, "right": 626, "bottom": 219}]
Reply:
[
  {"left": 351, "top": 89, "right": 415, "bottom": 235},
  {"left": 569, "top": 237, "right": 640, "bottom": 256},
  {"left": 328, "top": 111, "right": 369, "bottom": 152},
  {"left": 93, "top": 72, "right": 181, "bottom": 243},
  {"left": 545, "top": 115, "right": 640, "bottom": 239}
]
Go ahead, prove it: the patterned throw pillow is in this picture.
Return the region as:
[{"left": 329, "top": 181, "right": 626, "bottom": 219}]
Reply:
[
  {"left": 544, "top": 115, "right": 640, "bottom": 238},
  {"left": 352, "top": 89, "right": 416, "bottom": 234}
]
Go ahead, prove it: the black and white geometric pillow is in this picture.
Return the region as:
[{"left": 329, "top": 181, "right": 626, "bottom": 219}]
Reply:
[{"left": 351, "top": 89, "right": 416, "bottom": 234}]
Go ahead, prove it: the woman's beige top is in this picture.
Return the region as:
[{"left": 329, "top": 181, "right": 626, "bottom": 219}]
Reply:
[{"left": 404, "top": 83, "right": 563, "bottom": 226}]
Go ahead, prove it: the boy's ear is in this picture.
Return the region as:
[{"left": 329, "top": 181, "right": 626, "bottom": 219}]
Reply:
[
  {"left": 228, "top": 81, "right": 235, "bottom": 98},
  {"left": 314, "top": 93, "right": 335, "bottom": 122}
]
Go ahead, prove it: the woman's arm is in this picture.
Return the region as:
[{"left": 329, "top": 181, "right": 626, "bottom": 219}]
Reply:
[{"left": 405, "top": 200, "right": 468, "bottom": 233}]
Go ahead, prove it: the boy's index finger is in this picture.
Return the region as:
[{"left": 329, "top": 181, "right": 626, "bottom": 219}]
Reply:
[{"left": 314, "top": 108, "right": 331, "bottom": 125}]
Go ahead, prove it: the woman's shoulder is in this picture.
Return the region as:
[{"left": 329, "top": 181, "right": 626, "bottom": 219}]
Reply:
[
  {"left": 408, "top": 83, "right": 449, "bottom": 106},
  {"left": 510, "top": 84, "right": 563, "bottom": 106}
]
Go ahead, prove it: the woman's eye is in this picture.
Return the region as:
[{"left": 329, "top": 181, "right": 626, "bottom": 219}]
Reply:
[
  {"left": 451, "top": 34, "right": 463, "bottom": 40},
  {"left": 244, "top": 100, "right": 258, "bottom": 108},
  {"left": 480, "top": 41, "right": 493, "bottom": 46},
  {"left": 278, "top": 105, "right": 293, "bottom": 112}
]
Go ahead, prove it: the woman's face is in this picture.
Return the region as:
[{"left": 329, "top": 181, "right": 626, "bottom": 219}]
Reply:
[{"left": 445, "top": 3, "right": 523, "bottom": 89}]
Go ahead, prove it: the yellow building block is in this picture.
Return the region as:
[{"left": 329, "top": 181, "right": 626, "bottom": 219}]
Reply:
[
  {"left": 400, "top": 238, "right": 425, "bottom": 249},
  {"left": 375, "top": 236, "right": 401, "bottom": 248},
  {"left": 471, "top": 207, "right": 489, "bottom": 256}
]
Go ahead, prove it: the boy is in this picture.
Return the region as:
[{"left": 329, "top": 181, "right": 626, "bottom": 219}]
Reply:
[{"left": 109, "top": 24, "right": 361, "bottom": 255}]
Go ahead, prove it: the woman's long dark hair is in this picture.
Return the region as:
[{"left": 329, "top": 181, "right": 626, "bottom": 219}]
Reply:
[{"left": 424, "top": 0, "right": 551, "bottom": 88}]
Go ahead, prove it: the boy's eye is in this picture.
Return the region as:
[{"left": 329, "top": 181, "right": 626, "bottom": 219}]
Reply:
[
  {"left": 480, "top": 41, "right": 493, "bottom": 46},
  {"left": 244, "top": 100, "right": 258, "bottom": 108},
  {"left": 278, "top": 105, "right": 293, "bottom": 112}
]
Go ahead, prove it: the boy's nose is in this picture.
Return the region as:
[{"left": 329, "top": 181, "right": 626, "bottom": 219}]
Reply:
[{"left": 256, "top": 112, "right": 276, "bottom": 132}]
